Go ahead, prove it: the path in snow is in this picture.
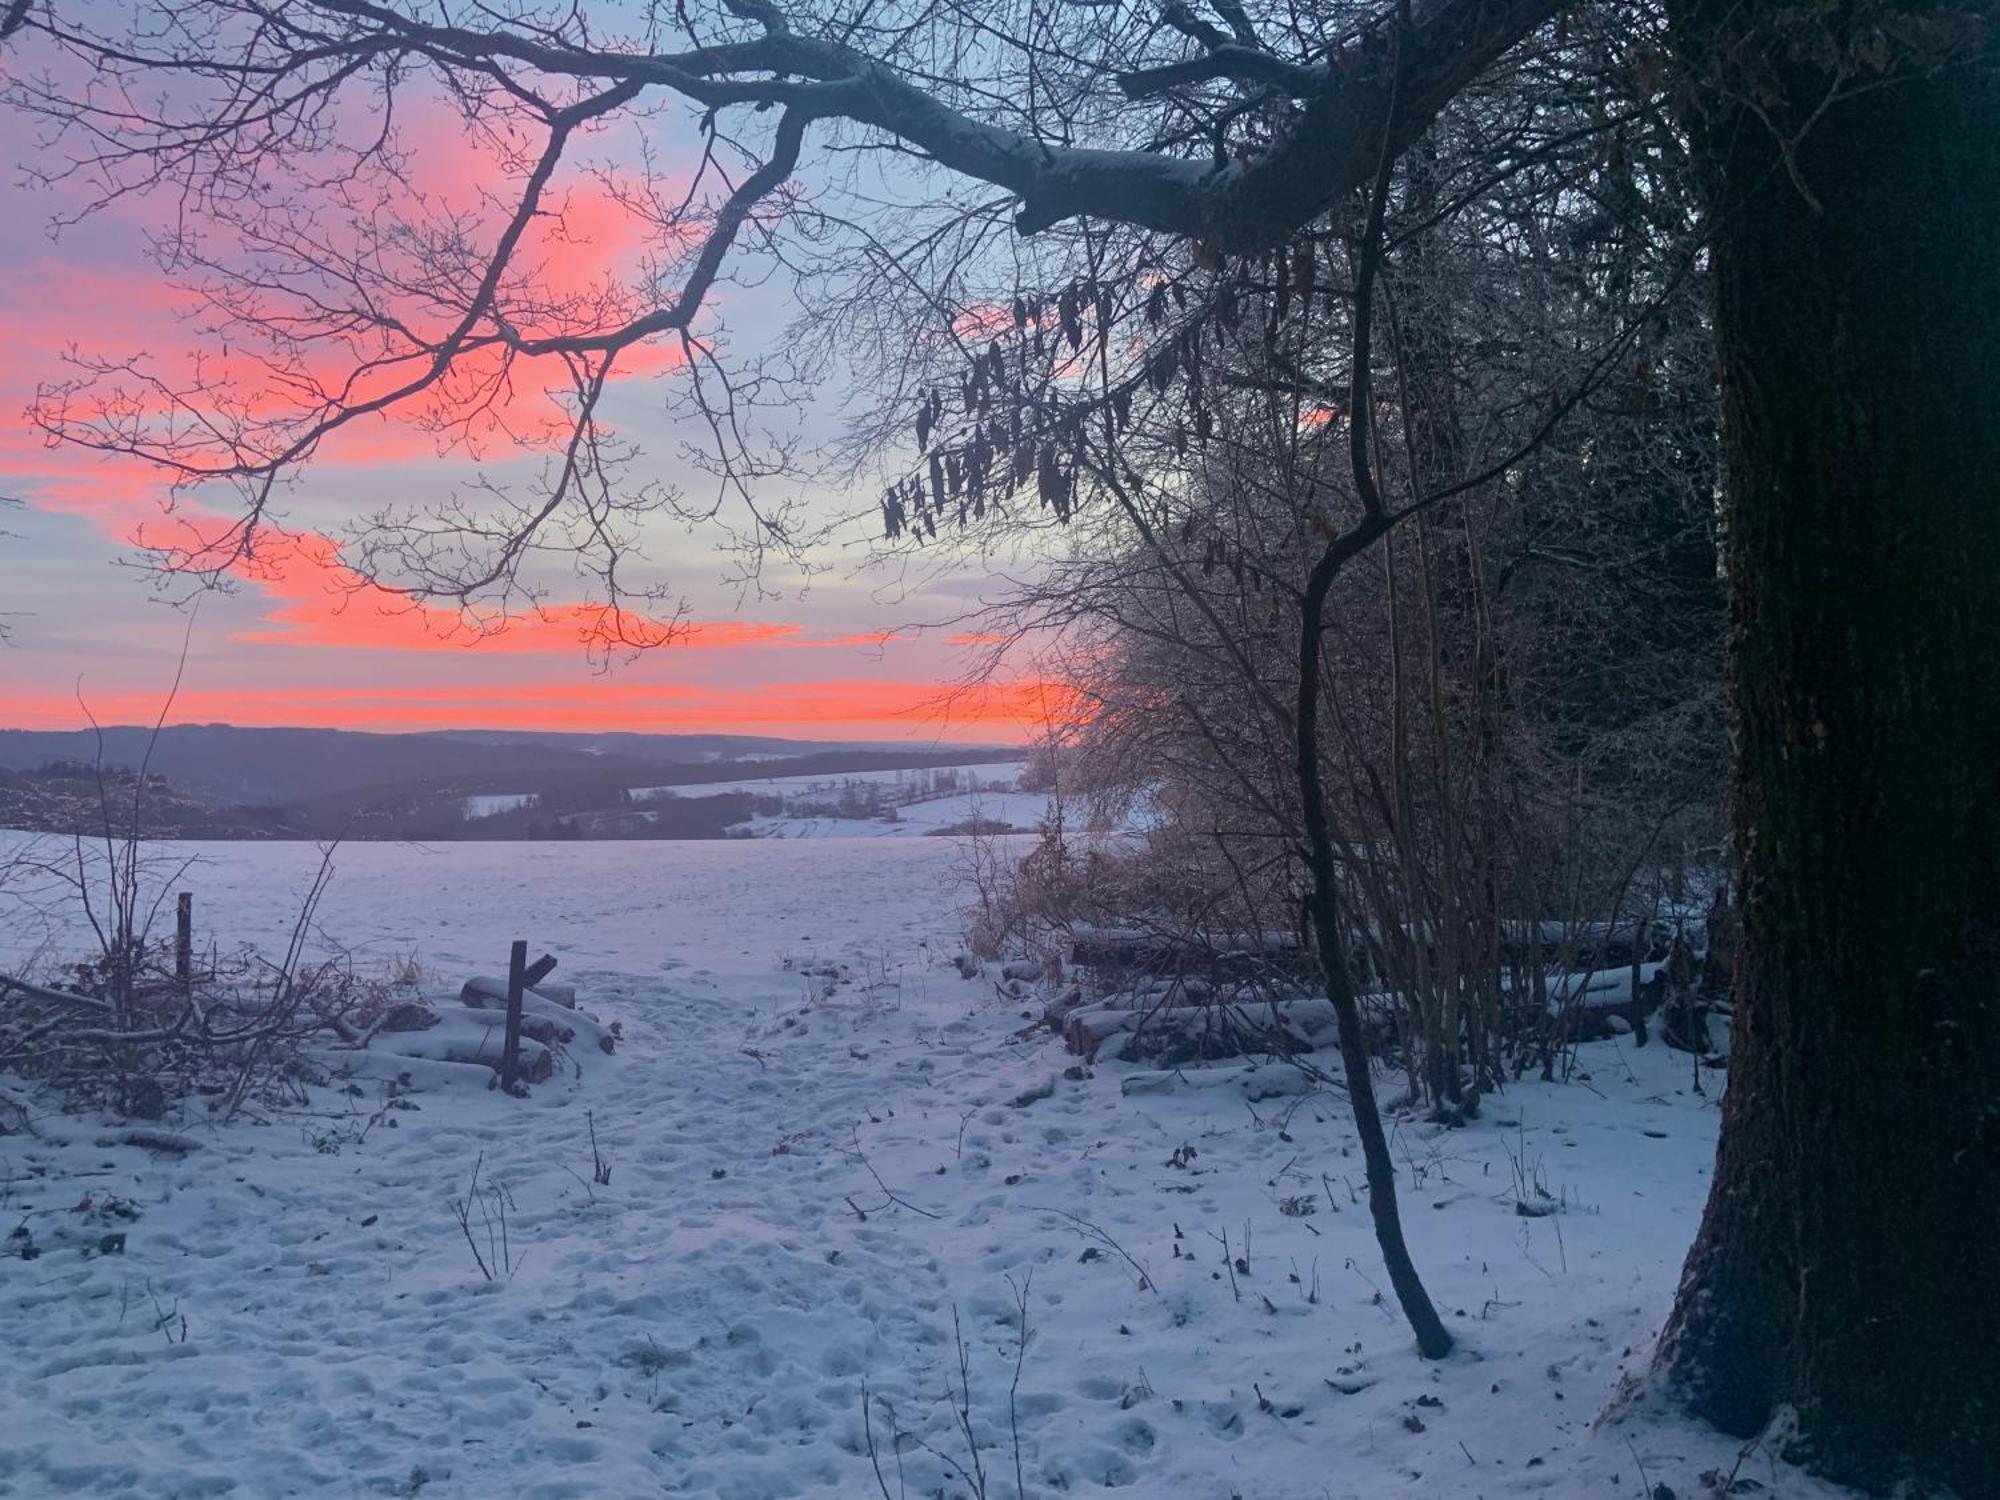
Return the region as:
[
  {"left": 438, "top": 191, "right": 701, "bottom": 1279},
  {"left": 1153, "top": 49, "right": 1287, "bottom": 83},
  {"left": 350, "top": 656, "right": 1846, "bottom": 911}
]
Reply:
[{"left": 0, "top": 837, "right": 1851, "bottom": 1500}]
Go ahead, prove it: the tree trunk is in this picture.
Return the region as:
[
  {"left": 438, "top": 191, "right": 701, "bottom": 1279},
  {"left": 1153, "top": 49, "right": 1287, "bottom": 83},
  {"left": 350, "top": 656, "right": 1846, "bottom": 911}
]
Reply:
[
  {"left": 1654, "top": 10, "right": 2000, "bottom": 1494},
  {"left": 1300, "top": 537, "right": 1456, "bottom": 1360}
]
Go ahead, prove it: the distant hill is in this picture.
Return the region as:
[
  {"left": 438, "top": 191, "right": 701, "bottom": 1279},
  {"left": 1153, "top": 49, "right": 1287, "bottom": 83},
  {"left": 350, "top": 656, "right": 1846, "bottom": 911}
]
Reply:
[
  {"left": 0, "top": 726, "right": 627, "bottom": 804},
  {"left": 417, "top": 730, "right": 884, "bottom": 761},
  {"left": 0, "top": 725, "right": 1020, "bottom": 836}
]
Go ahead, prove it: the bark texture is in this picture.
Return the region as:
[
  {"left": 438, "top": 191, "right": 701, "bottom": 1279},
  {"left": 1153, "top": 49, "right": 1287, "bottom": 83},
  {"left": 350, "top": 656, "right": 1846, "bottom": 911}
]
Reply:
[{"left": 1655, "top": 6, "right": 2000, "bottom": 1493}]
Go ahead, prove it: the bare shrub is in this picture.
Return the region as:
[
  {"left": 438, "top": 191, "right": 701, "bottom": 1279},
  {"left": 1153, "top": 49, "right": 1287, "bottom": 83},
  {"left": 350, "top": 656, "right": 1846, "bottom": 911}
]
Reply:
[{"left": 0, "top": 763, "right": 376, "bottom": 1124}]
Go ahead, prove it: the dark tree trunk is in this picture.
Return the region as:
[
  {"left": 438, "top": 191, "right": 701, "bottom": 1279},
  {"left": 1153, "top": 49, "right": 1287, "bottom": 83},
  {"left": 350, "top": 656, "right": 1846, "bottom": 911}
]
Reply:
[
  {"left": 1299, "top": 538, "right": 1456, "bottom": 1361},
  {"left": 1655, "top": 8, "right": 2000, "bottom": 1494}
]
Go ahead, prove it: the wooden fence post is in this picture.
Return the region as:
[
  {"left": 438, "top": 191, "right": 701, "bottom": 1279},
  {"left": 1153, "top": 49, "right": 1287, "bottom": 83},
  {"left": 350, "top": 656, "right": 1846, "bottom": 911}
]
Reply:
[
  {"left": 175, "top": 893, "right": 192, "bottom": 990},
  {"left": 500, "top": 939, "right": 528, "bottom": 1093}
]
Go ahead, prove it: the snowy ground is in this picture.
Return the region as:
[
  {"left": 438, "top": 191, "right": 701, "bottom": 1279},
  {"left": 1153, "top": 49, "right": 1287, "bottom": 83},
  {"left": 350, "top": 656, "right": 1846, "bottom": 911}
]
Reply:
[
  {"left": 627, "top": 760, "right": 1043, "bottom": 840},
  {"left": 0, "top": 835, "right": 1849, "bottom": 1500},
  {"left": 729, "top": 786, "right": 1052, "bottom": 840},
  {"left": 463, "top": 794, "right": 542, "bottom": 820},
  {"left": 630, "top": 761, "right": 1026, "bottom": 802}
]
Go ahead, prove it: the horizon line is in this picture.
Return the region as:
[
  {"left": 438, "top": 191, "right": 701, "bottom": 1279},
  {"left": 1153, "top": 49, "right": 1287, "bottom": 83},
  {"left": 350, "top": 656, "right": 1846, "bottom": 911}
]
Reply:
[{"left": 0, "top": 720, "right": 1025, "bottom": 747}]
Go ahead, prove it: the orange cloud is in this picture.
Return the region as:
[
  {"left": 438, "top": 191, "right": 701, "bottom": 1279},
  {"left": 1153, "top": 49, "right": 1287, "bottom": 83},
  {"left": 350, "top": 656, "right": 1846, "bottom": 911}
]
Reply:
[
  {"left": 0, "top": 101, "right": 1040, "bottom": 746},
  {"left": 220, "top": 534, "right": 919, "bottom": 655},
  {"left": 3, "top": 676, "right": 1066, "bottom": 740}
]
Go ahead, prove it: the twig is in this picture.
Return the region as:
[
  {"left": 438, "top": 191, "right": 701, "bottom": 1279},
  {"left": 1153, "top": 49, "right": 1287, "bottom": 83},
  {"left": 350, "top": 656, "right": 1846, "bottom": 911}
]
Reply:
[
  {"left": 1038, "top": 1206, "right": 1155, "bottom": 1293},
  {"left": 846, "top": 1123, "right": 941, "bottom": 1219}
]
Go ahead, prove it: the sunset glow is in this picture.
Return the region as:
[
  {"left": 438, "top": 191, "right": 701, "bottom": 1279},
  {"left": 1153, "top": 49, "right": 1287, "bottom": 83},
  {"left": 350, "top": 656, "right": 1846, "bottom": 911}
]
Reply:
[{"left": 0, "top": 99, "right": 1038, "bottom": 744}]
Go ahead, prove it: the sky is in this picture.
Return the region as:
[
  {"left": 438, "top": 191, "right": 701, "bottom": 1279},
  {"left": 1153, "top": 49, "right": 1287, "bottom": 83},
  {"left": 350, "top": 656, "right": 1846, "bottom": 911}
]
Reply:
[{"left": 0, "top": 34, "right": 1048, "bottom": 747}]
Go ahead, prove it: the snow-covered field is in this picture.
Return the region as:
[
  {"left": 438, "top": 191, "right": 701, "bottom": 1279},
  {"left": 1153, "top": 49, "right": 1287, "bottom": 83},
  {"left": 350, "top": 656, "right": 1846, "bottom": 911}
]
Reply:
[
  {"left": 462, "top": 793, "right": 541, "bottom": 820},
  {"left": 731, "top": 785, "right": 1052, "bottom": 840},
  {"left": 630, "top": 761, "right": 1026, "bottom": 802},
  {"left": 0, "top": 835, "right": 1848, "bottom": 1500},
  {"left": 629, "top": 760, "right": 1044, "bottom": 840}
]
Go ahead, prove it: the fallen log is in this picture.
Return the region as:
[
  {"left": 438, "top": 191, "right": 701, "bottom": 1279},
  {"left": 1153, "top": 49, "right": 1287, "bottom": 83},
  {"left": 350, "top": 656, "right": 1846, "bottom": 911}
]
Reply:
[
  {"left": 460, "top": 974, "right": 570, "bottom": 1009},
  {"left": 525, "top": 981, "right": 577, "bottom": 1010},
  {"left": 309, "top": 1049, "right": 511, "bottom": 1093},
  {"left": 0, "top": 972, "right": 113, "bottom": 1013},
  {"left": 1119, "top": 1062, "right": 1315, "bottom": 1101},
  {"left": 1548, "top": 962, "right": 1666, "bottom": 1041},
  {"left": 1064, "top": 998, "right": 1340, "bottom": 1063},
  {"left": 370, "top": 1012, "right": 555, "bottom": 1084},
  {"left": 1066, "top": 927, "right": 1303, "bottom": 972},
  {"left": 454, "top": 1000, "right": 608, "bottom": 1056}
]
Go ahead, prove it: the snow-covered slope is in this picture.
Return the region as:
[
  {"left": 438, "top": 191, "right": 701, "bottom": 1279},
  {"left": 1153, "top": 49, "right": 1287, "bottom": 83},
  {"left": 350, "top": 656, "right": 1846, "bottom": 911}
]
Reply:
[
  {"left": 0, "top": 835, "right": 1850, "bottom": 1500},
  {"left": 630, "top": 760, "right": 1026, "bottom": 801},
  {"left": 631, "top": 761, "right": 1045, "bottom": 839}
]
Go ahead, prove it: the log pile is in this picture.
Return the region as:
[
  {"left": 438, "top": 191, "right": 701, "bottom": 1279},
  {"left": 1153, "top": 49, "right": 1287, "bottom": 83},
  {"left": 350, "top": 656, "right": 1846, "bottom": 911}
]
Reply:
[
  {"left": 1051, "top": 925, "right": 1332, "bottom": 1065},
  {"left": 1062, "top": 991, "right": 1336, "bottom": 1064},
  {"left": 326, "top": 958, "right": 616, "bottom": 1091}
]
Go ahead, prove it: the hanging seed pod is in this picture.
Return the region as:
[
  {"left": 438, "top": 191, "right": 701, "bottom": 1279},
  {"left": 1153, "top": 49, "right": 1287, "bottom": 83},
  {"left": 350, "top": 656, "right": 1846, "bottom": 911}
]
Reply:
[
  {"left": 1173, "top": 422, "right": 1188, "bottom": 456},
  {"left": 1014, "top": 440, "right": 1035, "bottom": 488},
  {"left": 1202, "top": 538, "right": 1218, "bottom": 575},
  {"left": 1193, "top": 404, "right": 1213, "bottom": 443},
  {"left": 947, "top": 452, "right": 962, "bottom": 498},
  {"left": 1094, "top": 285, "right": 1113, "bottom": 331},
  {"left": 1146, "top": 283, "right": 1168, "bottom": 327},
  {"left": 1170, "top": 281, "right": 1187, "bottom": 310},
  {"left": 1058, "top": 287, "right": 1082, "bottom": 350},
  {"left": 915, "top": 403, "right": 933, "bottom": 451},
  {"left": 973, "top": 494, "right": 985, "bottom": 520},
  {"left": 1112, "top": 388, "right": 1132, "bottom": 430},
  {"left": 1179, "top": 513, "right": 1197, "bottom": 544},
  {"left": 1219, "top": 282, "right": 1240, "bottom": 330},
  {"left": 929, "top": 453, "right": 946, "bottom": 508},
  {"left": 1292, "top": 242, "right": 1316, "bottom": 299},
  {"left": 1146, "top": 347, "right": 1176, "bottom": 394},
  {"left": 1273, "top": 249, "right": 1293, "bottom": 324},
  {"left": 882, "top": 493, "right": 897, "bottom": 539},
  {"left": 1012, "top": 297, "right": 1027, "bottom": 329},
  {"left": 924, "top": 510, "right": 937, "bottom": 539}
]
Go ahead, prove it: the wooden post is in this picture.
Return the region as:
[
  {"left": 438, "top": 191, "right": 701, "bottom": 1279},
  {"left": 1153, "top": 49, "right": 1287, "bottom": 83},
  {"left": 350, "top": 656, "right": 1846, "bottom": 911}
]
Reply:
[
  {"left": 175, "top": 893, "right": 192, "bottom": 990},
  {"left": 500, "top": 939, "right": 528, "bottom": 1093}
]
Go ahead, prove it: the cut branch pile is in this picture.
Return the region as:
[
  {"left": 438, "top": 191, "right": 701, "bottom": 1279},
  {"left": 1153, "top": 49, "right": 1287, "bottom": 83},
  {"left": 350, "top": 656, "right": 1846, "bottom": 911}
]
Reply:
[
  {"left": 2, "top": 945, "right": 619, "bottom": 1125},
  {"left": 0, "top": 945, "right": 377, "bottom": 1124}
]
